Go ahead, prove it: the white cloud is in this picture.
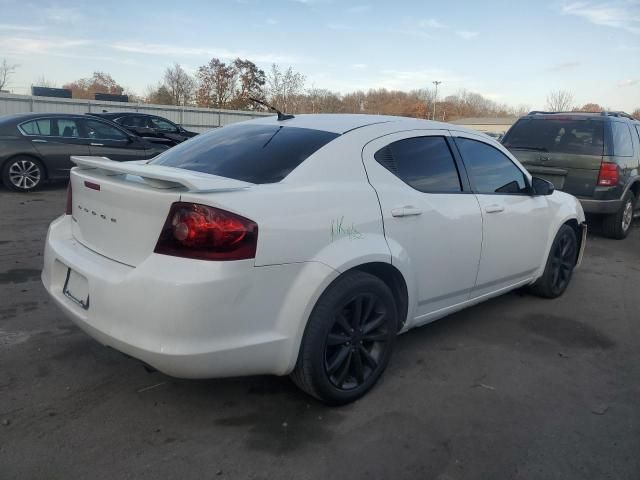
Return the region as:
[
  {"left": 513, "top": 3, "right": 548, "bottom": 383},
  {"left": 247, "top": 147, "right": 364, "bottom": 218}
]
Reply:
[
  {"left": 346, "top": 4, "right": 371, "bottom": 13},
  {"left": 456, "top": 30, "right": 479, "bottom": 39},
  {"left": 547, "top": 61, "right": 582, "bottom": 71},
  {"left": 351, "top": 63, "right": 368, "bottom": 69},
  {"left": 0, "top": 36, "right": 91, "bottom": 55},
  {"left": 561, "top": 1, "right": 640, "bottom": 34},
  {"left": 110, "top": 42, "right": 304, "bottom": 64},
  {"left": 375, "top": 68, "right": 465, "bottom": 90},
  {"left": 619, "top": 78, "right": 640, "bottom": 86},
  {"left": 266, "top": 17, "right": 279, "bottom": 24},
  {"left": 0, "top": 24, "right": 43, "bottom": 31},
  {"left": 43, "top": 6, "right": 85, "bottom": 24},
  {"left": 419, "top": 18, "right": 447, "bottom": 29}
]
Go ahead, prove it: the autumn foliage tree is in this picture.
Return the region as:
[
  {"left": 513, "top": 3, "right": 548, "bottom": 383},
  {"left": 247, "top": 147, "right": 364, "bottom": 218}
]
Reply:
[
  {"left": 196, "top": 58, "right": 237, "bottom": 108},
  {"left": 63, "top": 71, "right": 124, "bottom": 99}
]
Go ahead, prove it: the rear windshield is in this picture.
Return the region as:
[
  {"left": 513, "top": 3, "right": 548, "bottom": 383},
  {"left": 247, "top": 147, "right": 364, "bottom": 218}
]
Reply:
[
  {"left": 151, "top": 123, "right": 339, "bottom": 184},
  {"left": 503, "top": 118, "right": 605, "bottom": 156}
]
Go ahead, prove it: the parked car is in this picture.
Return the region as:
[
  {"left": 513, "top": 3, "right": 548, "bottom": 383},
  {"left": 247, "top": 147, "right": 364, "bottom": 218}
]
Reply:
[
  {"left": 0, "top": 113, "right": 169, "bottom": 192},
  {"left": 502, "top": 111, "right": 640, "bottom": 239},
  {"left": 88, "top": 112, "right": 198, "bottom": 146},
  {"left": 42, "top": 114, "right": 586, "bottom": 404}
]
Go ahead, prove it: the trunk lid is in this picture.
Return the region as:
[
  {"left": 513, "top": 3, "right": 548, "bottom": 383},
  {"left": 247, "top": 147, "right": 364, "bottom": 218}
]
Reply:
[
  {"left": 509, "top": 148, "right": 603, "bottom": 197},
  {"left": 69, "top": 156, "right": 251, "bottom": 266}
]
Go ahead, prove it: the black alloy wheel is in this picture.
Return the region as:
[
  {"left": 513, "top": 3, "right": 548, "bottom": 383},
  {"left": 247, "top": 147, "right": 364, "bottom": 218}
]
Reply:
[
  {"left": 530, "top": 224, "right": 578, "bottom": 299},
  {"left": 291, "top": 271, "right": 398, "bottom": 405},
  {"left": 325, "top": 293, "right": 390, "bottom": 390}
]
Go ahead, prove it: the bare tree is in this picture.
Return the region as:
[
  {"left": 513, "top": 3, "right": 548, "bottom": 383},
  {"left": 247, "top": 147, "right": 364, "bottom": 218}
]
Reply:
[
  {"left": 266, "top": 64, "right": 305, "bottom": 112},
  {"left": 33, "top": 75, "right": 57, "bottom": 88},
  {"left": 545, "top": 90, "right": 574, "bottom": 112},
  {"left": 0, "top": 59, "right": 18, "bottom": 91},
  {"left": 164, "top": 63, "right": 195, "bottom": 106},
  {"left": 633, "top": 108, "right": 640, "bottom": 120}
]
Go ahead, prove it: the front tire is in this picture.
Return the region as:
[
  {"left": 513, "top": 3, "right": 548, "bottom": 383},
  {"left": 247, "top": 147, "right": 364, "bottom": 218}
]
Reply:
[
  {"left": 602, "top": 191, "right": 635, "bottom": 240},
  {"left": 291, "top": 271, "right": 398, "bottom": 405},
  {"left": 2, "top": 156, "right": 45, "bottom": 192},
  {"left": 529, "top": 224, "right": 578, "bottom": 299}
]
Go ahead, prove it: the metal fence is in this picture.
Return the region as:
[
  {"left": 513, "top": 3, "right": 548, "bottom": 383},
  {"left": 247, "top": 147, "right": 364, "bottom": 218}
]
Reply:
[{"left": 0, "top": 93, "right": 271, "bottom": 133}]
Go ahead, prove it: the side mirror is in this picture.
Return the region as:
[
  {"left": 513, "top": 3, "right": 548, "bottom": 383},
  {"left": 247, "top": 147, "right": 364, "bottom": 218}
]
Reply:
[{"left": 531, "top": 176, "right": 555, "bottom": 196}]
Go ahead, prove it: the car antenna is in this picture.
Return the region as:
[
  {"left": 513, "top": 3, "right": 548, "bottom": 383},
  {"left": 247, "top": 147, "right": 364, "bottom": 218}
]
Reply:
[{"left": 249, "top": 97, "right": 294, "bottom": 121}]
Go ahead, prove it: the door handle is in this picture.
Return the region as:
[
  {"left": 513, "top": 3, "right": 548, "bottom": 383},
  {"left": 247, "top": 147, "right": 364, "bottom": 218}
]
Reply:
[
  {"left": 31, "top": 139, "right": 47, "bottom": 143},
  {"left": 90, "top": 143, "right": 104, "bottom": 146},
  {"left": 484, "top": 204, "right": 504, "bottom": 214},
  {"left": 391, "top": 206, "right": 423, "bottom": 217}
]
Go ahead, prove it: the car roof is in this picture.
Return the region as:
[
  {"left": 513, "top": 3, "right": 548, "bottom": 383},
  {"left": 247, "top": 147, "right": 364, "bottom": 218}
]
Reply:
[
  {"left": 521, "top": 111, "right": 636, "bottom": 122},
  {"left": 0, "top": 112, "right": 119, "bottom": 124},
  {"left": 246, "top": 113, "right": 468, "bottom": 135}
]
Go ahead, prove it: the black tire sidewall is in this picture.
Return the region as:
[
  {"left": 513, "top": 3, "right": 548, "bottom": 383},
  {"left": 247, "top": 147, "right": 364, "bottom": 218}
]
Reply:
[
  {"left": 300, "top": 272, "right": 397, "bottom": 404},
  {"left": 541, "top": 225, "right": 578, "bottom": 297},
  {"left": 2, "top": 157, "right": 45, "bottom": 192}
]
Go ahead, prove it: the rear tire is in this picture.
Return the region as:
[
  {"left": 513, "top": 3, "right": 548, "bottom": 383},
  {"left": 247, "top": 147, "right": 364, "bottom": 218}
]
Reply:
[
  {"left": 602, "top": 191, "right": 635, "bottom": 240},
  {"left": 2, "top": 156, "right": 45, "bottom": 192},
  {"left": 529, "top": 224, "right": 578, "bottom": 299},
  {"left": 291, "top": 271, "right": 397, "bottom": 405}
]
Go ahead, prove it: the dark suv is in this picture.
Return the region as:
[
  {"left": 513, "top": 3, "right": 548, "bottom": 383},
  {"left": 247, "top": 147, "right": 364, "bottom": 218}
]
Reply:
[{"left": 502, "top": 111, "right": 640, "bottom": 239}]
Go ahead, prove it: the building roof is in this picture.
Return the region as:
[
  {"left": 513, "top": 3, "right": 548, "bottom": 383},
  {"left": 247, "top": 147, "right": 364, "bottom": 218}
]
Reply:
[{"left": 450, "top": 117, "right": 518, "bottom": 125}]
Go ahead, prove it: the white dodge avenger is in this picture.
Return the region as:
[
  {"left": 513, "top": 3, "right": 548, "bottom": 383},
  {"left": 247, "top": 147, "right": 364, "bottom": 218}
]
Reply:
[{"left": 42, "top": 114, "right": 586, "bottom": 404}]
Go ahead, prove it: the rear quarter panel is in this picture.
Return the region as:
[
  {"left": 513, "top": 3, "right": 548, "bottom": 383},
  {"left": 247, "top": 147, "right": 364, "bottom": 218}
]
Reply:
[{"left": 178, "top": 132, "right": 390, "bottom": 271}]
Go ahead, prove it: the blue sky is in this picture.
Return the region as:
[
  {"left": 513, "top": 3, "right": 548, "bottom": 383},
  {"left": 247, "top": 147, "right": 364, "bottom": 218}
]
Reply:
[{"left": 1, "top": 0, "right": 639, "bottom": 111}]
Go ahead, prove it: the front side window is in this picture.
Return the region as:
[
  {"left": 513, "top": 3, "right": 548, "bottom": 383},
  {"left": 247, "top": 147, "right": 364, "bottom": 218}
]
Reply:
[
  {"left": 56, "top": 119, "right": 80, "bottom": 138},
  {"left": 150, "top": 117, "right": 178, "bottom": 132},
  {"left": 610, "top": 122, "right": 633, "bottom": 157},
  {"left": 456, "top": 137, "right": 528, "bottom": 194},
  {"left": 374, "top": 136, "right": 461, "bottom": 193},
  {"left": 151, "top": 123, "right": 339, "bottom": 184},
  {"left": 84, "top": 119, "right": 128, "bottom": 140}
]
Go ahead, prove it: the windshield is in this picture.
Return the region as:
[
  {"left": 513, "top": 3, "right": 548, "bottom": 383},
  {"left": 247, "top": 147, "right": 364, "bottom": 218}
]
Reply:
[
  {"left": 151, "top": 123, "right": 339, "bottom": 184},
  {"left": 503, "top": 118, "right": 605, "bottom": 156}
]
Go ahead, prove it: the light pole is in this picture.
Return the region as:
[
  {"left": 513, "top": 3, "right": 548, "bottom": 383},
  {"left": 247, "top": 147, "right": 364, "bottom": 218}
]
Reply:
[{"left": 432, "top": 80, "right": 441, "bottom": 120}]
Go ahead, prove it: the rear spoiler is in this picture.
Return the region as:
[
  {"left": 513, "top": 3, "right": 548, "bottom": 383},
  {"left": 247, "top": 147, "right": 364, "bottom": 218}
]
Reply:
[{"left": 71, "top": 156, "right": 252, "bottom": 193}]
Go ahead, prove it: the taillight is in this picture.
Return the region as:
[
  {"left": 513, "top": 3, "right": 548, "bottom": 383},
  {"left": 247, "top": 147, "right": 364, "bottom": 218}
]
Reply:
[
  {"left": 65, "top": 182, "right": 73, "bottom": 215},
  {"left": 154, "top": 202, "right": 258, "bottom": 261},
  {"left": 597, "top": 162, "right": 619, "bottom": 186}
]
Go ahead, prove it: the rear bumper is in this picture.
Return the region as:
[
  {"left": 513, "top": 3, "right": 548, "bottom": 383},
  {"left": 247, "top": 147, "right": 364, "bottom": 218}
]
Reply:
[
  {"left": 577, "top": 198, "right": 622, "bottom": 214},
  {"left": 42, "top": 215, "right": 337, "bottom": 378}
]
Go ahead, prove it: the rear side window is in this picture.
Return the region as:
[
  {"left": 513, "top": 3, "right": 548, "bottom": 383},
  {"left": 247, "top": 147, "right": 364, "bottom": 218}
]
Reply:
[
  {"left": 456, "top": 137, "right": 528, "bottom": 194},
  {"left": 610, "top": 122, "right": 633, "bottom": 157},
  {"left": 120, "top": 116, "right": 146, "bottom": 128},
  {"left": 374, "top": 136, "right": 461, "bottom": 193},
  {"left": 503, "top": 118, "right": 605, "bottom": 156},
  {"left": 151, "top": 123, "right": 339, "bottom": 184}
]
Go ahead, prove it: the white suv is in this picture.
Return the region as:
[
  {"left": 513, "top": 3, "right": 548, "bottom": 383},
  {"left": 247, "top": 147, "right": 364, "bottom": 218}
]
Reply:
[{"left": 42, "top": 114, "right": 586, "bottom": 404}]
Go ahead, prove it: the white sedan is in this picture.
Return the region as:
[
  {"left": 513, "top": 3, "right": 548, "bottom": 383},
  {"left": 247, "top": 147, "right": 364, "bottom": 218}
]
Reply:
[{"left": 42, "top": 114, "right": 586, "bottom": 404}]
